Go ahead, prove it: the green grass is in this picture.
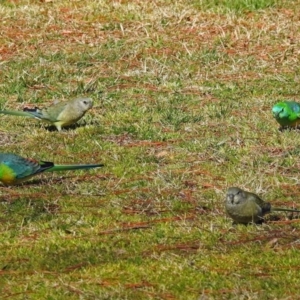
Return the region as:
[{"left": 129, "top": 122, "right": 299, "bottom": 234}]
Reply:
[
  {"left": 194, "top": 0, "right": 280, "bottom": 12},
  {"left": 1, "top": 0, "right": 300, "bottom": 299}
]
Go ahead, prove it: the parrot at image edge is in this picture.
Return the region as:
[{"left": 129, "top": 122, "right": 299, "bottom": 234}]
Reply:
[
  {"left": 0, "top": 153, "right": 104, "bottom": 185},
  {"left": 0, "top": 98, "right": 93, "bottom": 131},
  {"left": 225, "top": 187, "right": 300, "bottom": 224},
  {"left": 272, "top": 101, "right": 300, "bottom": 128}
]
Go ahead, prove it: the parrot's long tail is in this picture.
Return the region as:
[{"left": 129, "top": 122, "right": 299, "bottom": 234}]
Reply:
[
  {"left": 46, "top": 163, "right": 104, "bottom": 172},
  {"left": 0, "top": 109, "right": 41, "bottom": 119},
  {"left": 273, "top": 207, "right": 300, "bottom": 213}
]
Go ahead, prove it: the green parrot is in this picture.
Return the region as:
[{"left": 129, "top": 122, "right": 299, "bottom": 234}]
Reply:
[
  {"left": 0, "top": 153, "right": 104, "bottom": 185},
  {"left": 225, "top": 187, "right": 300, "bottom": 224},
  {"left": 272, "top": 101, "right": 300, "bottom": 128},
  {"left": 0, "top": 98, "right": 93, "bottom": 131}
]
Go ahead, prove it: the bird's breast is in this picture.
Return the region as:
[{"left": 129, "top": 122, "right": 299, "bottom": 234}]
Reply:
[{"left": 0, "top": 163, "right": 16, "bottom": 184}]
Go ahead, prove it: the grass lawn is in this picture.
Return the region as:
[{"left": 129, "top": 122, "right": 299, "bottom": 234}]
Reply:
[{"left": 1, "top": 0, "right": 300, "bottom": 299}]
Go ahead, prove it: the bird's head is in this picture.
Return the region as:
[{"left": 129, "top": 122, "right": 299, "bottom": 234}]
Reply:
[
  {"left": 226, "top": 187, "right": 245, "bottom": 205},
  {"left": 272, "top": 102, "right": 286, "bottom": 119},
  {"left": 77, "top": 98, "right": 93, "bottom": 111}
]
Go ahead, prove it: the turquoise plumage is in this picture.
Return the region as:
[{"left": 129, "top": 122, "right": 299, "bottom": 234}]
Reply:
[{"left": 0, "top": 153, "right": 103, "bottom": 185}]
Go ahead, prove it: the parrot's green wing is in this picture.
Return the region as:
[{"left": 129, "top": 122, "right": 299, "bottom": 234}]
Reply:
[
  {"left": 40, "top": 102, "right": 68, "bottom": 122},
  {"left": 246, "top": 192, "right": 271, "bottom": 215}
]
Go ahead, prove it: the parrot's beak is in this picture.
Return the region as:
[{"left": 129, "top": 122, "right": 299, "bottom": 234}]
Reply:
[
  {"left": 272, "top": 107, "right": 283, "bottom": 118},
  {"left": 227, "top": 194, "right": 234, "bottom": 204}
]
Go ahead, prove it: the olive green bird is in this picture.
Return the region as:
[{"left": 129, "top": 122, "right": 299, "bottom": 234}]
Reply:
[
  {"left": 0, "top": 153, "right": 104, "bottom": 185},
  {"left": 272, "top": 101, "right": 300, "bottom": 129},
  {"left": 225, "top": 187, "right": 300, "bottom": 224},
  {"left": 0, "top": 98, "right": 93, "bottom": 131}
]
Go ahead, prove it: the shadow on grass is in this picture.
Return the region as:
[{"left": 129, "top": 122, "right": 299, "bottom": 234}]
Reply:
[
  {"left": 0, "top": 194, "right": 59, "bottom": 226},
  {"left": 44, "top": 120, "right": 92, "bottom": 132}
]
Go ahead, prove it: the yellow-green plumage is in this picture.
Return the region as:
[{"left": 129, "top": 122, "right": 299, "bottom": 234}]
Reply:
[
  {"left": 225, "top": 187, "right": 300, "bottom": 224},
  {"left": 0, "top": 98, "right": 93, "bottom": 131},
  {"left": 0, "top": 153, "right": 103, "bottom": 185},
  {"left": 0, "top": 163, "right": 18, "bottom": 185}
]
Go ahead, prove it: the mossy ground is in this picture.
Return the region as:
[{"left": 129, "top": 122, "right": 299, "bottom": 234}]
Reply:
[{"left": 1, "top": 0, "right": 300, "bottom": 299}]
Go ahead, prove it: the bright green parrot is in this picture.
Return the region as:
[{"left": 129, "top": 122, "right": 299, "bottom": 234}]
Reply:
[
  {"left": 0, "top": 98, "right": 93, "bottom": 131},
  {"left": 225, "top": 187, "right": 300, "bottom": 224},
  {"left": 272, "top": 101, "right": 300, "bottom": 128},
  {"left": 0, "top": 153, "right": 103, "bottom": 185}
]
